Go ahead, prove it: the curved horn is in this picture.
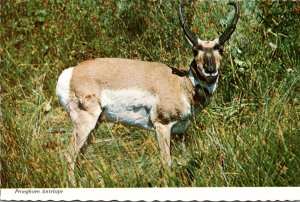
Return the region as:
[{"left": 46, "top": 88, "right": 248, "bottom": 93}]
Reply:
[
  {"left": 178, "top": 3, "right": 199, "bottom": 47},
  {"left": 218, "top": 2, "right": 240, "bottom": 45}
]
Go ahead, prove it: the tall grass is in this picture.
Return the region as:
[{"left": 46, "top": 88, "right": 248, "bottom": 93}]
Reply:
[{"left": 1, "top": 1, "right": 299, "bottom": 187}]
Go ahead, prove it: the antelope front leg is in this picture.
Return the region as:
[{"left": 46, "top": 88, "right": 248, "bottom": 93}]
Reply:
[{"left": 155, "top": 122, "right": 172, "bottom": 167}]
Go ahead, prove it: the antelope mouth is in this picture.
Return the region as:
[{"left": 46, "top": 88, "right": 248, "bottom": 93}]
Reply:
[
  {"left": 201, "top": 68, "right": 218, "bottom": 78},
  {"left": 202, "top": 71, "right": 218, "bottom": 78}
]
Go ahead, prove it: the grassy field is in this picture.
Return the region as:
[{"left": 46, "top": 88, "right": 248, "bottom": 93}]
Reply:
[{"left": 1, "top": 1, "right": 299, "bottom": 187}]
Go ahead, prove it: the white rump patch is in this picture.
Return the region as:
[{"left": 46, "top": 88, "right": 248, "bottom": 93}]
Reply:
[
  {"left": 100, "top": 89, "right": 158, "bottom": 130},
  {"left": 56, "top": 67, "right": 73, "bottom": 111}
]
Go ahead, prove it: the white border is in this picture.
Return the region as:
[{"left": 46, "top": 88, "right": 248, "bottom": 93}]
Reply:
[{"left": 1, "top": 188, "right": 300, "bottom": 201}]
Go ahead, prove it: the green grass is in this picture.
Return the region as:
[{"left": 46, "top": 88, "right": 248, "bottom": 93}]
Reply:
[{"left": 1, "top": 1, "right": 299, "bottom": 187}]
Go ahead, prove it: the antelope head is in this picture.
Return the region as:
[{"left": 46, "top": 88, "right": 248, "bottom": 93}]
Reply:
[{"left": 179, "top": 2, "right": 239, "bottom": 80}]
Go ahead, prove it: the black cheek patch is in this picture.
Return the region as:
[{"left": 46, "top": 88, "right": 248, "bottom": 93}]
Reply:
[
  {"left": 193, "top": 50, "right": 198, "bottom": 56},
  {"left": 219, "top": 48, "right": 224, "bottom": 55}
]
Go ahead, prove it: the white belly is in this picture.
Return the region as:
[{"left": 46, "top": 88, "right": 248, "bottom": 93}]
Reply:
[{"left": 100, "top": 89, "right": 158, "bottom": 130}]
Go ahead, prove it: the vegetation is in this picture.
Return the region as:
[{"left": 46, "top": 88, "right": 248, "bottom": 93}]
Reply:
[{"left": 1, "top": 1, "right": 299, "bottom": 187}]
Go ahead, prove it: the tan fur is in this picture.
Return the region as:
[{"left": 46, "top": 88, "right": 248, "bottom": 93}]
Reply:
[{"left": 70, "top": 58, "right": 195, "bottom": 123}]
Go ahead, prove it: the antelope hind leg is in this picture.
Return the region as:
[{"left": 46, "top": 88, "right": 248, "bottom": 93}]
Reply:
[{"left": 65, "top": 100, "right": 102, "bottom": 187}]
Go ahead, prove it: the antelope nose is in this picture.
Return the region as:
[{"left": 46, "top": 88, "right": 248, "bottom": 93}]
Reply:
[{"left": 205, "top": 67, "right": 216, "bottom": 74}]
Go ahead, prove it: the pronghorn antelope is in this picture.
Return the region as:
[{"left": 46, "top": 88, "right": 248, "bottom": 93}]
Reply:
[{"left": 56, "top": 2, "right": 239, "bottom": 186}]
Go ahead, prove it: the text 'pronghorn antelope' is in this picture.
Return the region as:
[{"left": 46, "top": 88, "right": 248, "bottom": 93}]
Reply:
[{"left": 56, "top": 2, "right": 239, "bottom": 186}]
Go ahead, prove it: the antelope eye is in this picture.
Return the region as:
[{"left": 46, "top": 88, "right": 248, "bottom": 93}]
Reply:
[
  {"left": 219, "top": 47, "right": 224, "bottom": 55},
  {"left": 214, "top": 44, "right": 223, "bottom": 55},
  {"left": 195, "top": 44, "right": 204, "bottom": 51},
  {"left": 213, "top": 44, "right": 220, "bottom": 50}
]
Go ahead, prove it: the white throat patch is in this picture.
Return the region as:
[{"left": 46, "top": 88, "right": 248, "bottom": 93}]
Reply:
[{"left": 200, "top": 78, "right": 218, "bottom": 95}]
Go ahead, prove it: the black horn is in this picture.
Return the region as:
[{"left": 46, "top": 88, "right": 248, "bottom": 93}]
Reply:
[
  {"left": 178, "top": 3, "right": 199, "bottom": 47},
  {"left": 218, "top": 2, "right": 240, "bottom": 45}
]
